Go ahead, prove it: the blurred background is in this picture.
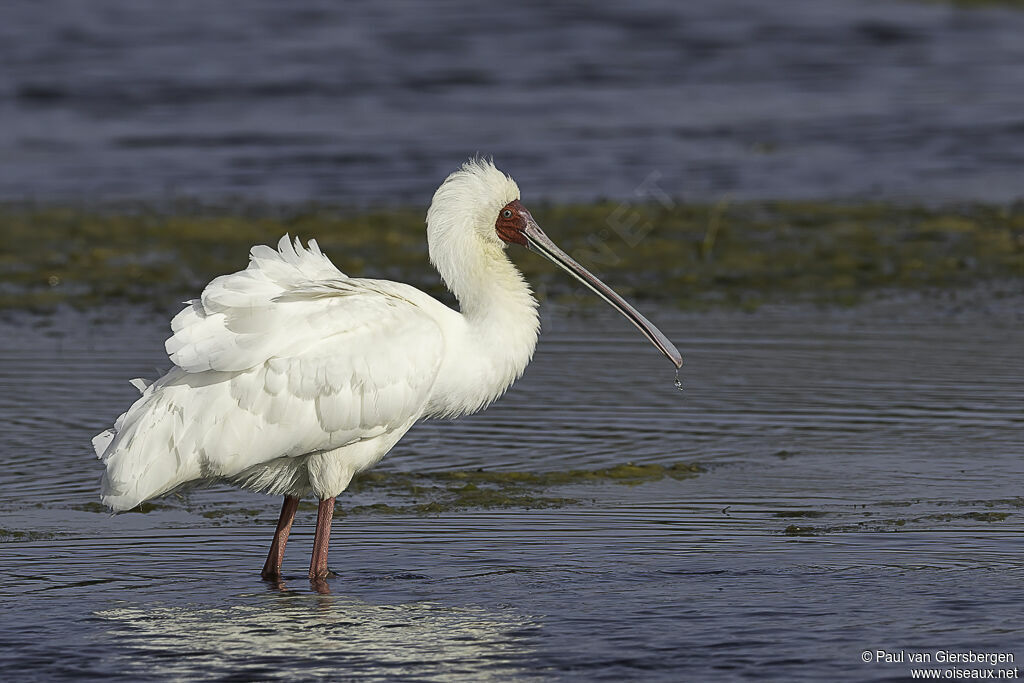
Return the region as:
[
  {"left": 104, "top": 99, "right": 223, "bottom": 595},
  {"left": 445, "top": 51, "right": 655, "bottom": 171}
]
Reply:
[{"left": 3, "top": 0, "right": 1024, "bottom": 207}]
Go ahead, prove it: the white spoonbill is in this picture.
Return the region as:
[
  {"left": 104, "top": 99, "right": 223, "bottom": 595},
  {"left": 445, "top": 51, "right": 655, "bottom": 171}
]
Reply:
[{"left": 93, "top": 159, "right": 682, "bottom": 581}]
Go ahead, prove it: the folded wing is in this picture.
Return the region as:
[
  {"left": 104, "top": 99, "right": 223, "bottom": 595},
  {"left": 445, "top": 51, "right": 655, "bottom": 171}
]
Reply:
[{"left": 96, "top": 236, "right": 445, "bottom": 510}]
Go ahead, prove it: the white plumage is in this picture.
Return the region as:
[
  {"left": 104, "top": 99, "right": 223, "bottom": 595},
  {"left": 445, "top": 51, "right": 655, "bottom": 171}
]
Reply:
[
  {"left": 95, "top": 160, "right": 536, "bottom": 510},
  {"left": 93, "top": 158, "right": 680, "bottom": 580}
]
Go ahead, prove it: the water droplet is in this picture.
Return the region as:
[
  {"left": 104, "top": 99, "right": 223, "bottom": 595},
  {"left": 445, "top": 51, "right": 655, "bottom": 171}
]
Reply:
[{"left": 673, "top": 368, "right": 684, "bottom": 392}]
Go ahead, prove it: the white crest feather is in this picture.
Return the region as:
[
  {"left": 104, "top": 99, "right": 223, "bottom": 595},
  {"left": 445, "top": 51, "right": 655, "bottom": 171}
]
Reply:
[{"left": 426, "top": 158, "right": 521, "bottom": 303}]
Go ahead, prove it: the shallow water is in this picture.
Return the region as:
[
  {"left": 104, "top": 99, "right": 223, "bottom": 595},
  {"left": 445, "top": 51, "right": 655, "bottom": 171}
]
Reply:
[
  {"left": 4, "top": 0, "right": 1024, "bottom": 205},
  {"left": 1, "top": 293, "right": 1022, "bottom": 680}
]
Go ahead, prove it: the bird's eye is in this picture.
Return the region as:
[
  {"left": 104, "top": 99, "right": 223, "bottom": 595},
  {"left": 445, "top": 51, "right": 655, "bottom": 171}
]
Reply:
[{"left": 502, "top": 209, "right": 512, "bottom": 218}]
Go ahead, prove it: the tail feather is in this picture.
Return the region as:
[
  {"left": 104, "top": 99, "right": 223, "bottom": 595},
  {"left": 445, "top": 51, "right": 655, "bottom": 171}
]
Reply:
[
  {"left": 93, "top": 364, "right": 319, "bottom": 511},
  {"left": 92, "top": 429, "right": 116, "bottom": 460},
  {"left": 94, "top": 371, "right": 203, "bottom": 511}
]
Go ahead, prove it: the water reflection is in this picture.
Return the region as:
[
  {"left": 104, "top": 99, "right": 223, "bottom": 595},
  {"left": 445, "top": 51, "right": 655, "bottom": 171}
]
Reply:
[{"left": 97, "top": 591, "right": 541, "bottom": 681}]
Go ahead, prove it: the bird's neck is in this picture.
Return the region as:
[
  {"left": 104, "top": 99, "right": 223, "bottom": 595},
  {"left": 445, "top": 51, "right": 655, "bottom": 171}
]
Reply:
[
  {"left": 428, "top": 242, "right": 540, "bottom": 417},
  {"left": 459, "top": 246, "right": 540, "bottom": 359}
]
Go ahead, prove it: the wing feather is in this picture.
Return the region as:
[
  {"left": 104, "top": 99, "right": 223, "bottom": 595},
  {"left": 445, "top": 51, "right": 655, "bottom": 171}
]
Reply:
[{"left": 97, "top": 236, "right": 445, "bottom": 510}]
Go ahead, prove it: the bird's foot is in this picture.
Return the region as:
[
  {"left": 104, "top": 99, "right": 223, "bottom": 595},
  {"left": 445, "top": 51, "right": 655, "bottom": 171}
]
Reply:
[
  {"left": 261, "top": 569, "right": 283, "bottom": 581},
  {"left": 307, "top": 568, "right": 337, "bottom": 580},
  {"left": 309, "top": 576, "right": 332, "bottom": 595}
]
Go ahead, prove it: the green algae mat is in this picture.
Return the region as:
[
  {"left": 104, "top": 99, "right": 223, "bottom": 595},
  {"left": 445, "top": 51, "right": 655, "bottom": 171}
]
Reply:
[{"left": 2, "top": 201, "right": 1022, "bottom": 310}]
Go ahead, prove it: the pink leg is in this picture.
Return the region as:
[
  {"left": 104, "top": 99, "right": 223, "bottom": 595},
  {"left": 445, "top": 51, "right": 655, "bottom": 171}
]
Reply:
[
  {"left": 308, "top": 497, "right": 336, "bottom": 580},
  {"left": 261, "top": 495, "right": 300, "bottom": 580}
]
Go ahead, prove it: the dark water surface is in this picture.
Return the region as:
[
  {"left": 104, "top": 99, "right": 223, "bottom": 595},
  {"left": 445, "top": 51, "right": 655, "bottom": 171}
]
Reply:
[
  {"left": 4, "top": 0, "right": 1024, "bottom": 205},
  {"left": 1, "top": 293, "right": 1022, "bottom": 681}
]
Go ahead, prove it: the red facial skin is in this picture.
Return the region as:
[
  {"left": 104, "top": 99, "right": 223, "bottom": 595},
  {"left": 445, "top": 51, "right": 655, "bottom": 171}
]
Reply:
[{"left": 495, "top": 199, "right": 530, "bottom": 246}]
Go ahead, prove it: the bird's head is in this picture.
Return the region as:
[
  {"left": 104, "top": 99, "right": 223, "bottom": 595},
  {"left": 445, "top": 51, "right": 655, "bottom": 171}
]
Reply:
[
  {"left": 493, "top": 195, "right": 681, "bottom": 370},
  {"left": 428, "top": 158, "right": 682, "bottom": 369},
  {"left": 427, "top": 157, "right": 521, "bottom": 253}
]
